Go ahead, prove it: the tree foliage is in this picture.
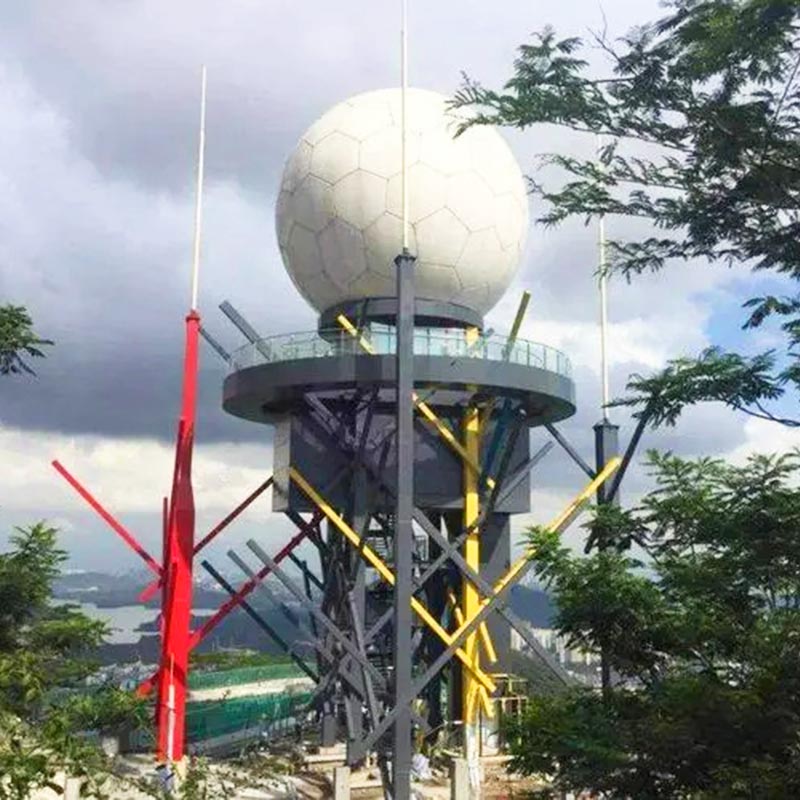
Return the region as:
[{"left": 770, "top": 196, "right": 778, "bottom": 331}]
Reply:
[
  {"left": 0, "top": 305, "right": 52, "bottom": 376},
  {"left": 453, "top": 0, "right": 800, "bottom": 425},
  {"left": 0, "top": 524, "right": 148, "bottom": 799},
  {"left": 510, "top": 451, "right": 800, "bottom": 798}
]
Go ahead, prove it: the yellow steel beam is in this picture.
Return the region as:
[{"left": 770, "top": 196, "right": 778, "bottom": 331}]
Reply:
[
  {"left": 447, "top": 590, "right": 497, "bottom": 665},
  {"left": 453, "top": 634, "right": 495, "bottom": 720},
  {"left": 462, "top": 404, "right": 482, "bottom": 725},
  {"left": 508, "top": 290, "right": 531, "bottom": 345},
  {"left": 288, "top": 466, "right": 497, "bottom": 694},
  {"left": 482, "top": 290, "right": 531, "bottom": 428},
  {"left": 453, "top": 456, "right": 622, "bottom": 641},
  {"left": 336, "top": 313, "right": 377, "bottom": 355},
  {"left": 336, "top": 313, "right": 495, "bottom": 491}
]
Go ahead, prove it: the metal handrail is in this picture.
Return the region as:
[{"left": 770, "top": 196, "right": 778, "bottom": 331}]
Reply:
[{"left": 229, "top": 327, "right": 572, "bottom": 379}]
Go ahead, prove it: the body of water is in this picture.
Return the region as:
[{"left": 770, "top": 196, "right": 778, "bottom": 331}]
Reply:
[{"left": 57, "top": 602, "right": 215, "bottom": 644}]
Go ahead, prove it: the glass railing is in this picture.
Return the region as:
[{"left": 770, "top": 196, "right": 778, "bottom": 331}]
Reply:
[{"left": 229, "top": 327, "right": 572, "bottom": 379}]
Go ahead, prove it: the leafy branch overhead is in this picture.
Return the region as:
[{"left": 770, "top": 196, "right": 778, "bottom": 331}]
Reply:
[
  {"left": 0, "top": 305, "right": 53, "bottom": 376},
  {"left": 453, "top": 0, "right": 800, "bottom": 427},
  {"left": 614, "top": 345, "right": 798, "bottom": 426}
]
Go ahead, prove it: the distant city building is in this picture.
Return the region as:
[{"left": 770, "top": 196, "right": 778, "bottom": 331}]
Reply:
[{"left": 511, "top": 623, "right": 601, "bottom": 686}]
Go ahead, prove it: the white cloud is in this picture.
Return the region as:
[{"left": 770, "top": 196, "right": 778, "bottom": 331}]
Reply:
[
  {"left": 725, "top": 417, "right": 800, "bottom": 466},
  {"left": 0, "top": 426, "right": 273, "bottom": 515}
]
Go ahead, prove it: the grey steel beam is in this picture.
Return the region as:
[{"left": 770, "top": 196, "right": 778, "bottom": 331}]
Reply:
[
  {"left": 286, "top": 551, "right": 324, "bottom": 593},
  {"left": 544, "top": 422, "right": 596, "bottom": 479},
  {"left": 494, "top": 441, "right": 555, "bottom": 508},
  {"left": 347, "top": 590, "right": 380, "bottom": 730},
  {"left": 246, "top": 540, "right": 393, "bottom": 700},
  {"left": 219, "top": 299, "right": 272, "bottom": 362},
  {"left": 606, "top": 405, "right": 653, "bottom": 504},
  {"left": 200, "top": 560, "right": 318, "bottom": 683},
  {"left": 393, "top": 250, "right": 416, "bottom": 800},
  {"left": 410, "top": 508, "right": 570, "bottom": 686},
  {"left": 225, "top": 549, "right": 376, "bottom": 711},
  {"left": 199, "top": 326, "right": 231, "bottom": 363},
  {"left": 594, "top": 419, "right": 620, "bottom": 506},
  {"left": 226, "top": 550, "right": 303, "bottom": 629},
  {"left": 363, "top": 417, "right": 552, "bottom": 661},
  {"left": 284, "top": 508, "right": 328, "bottom": 560},
  {"left": 296, "top": 344, "right": 564, "bottom": 752}
]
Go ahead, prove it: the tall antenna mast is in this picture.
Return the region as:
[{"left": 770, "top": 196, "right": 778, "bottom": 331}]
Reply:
[
  {"left": 597, "top": 135, "right": 610, "bottom": 419},
  {"left": 190, "top": 65, "right": 207, "bottom": 312},
  {"left": 400, "top": 0, "right": 410, "bottom": 252}
]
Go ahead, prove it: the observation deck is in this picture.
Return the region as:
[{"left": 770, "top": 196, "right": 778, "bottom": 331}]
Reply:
[{"left": 223, "top": 325, "right": 576, "bottom": 427}]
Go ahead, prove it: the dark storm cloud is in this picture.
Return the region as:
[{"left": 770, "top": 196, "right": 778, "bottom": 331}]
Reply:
[
  {"left": 0, "top": 1, "right": 400, "bottom": 194},
  {"left": 0, "top": 1, "right": 657, "bottom": 195},
  {"left": 2, "top": 0, "right": 740, "bottom": 460}
]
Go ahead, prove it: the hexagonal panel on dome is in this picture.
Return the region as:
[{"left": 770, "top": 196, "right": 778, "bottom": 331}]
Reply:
[
  {"left": 457, "top": 228, "right": 505, "bottom": 278},
  {"left": 364, "top": 212, "right": 417, "bottom": 277},
  {"left": 302, "top": 270, "right": 342, "bottom": 310},
  {"left": 446, "top": 172, "right": 495, "bottom": 231},
  {"left": 286, "top": 224, "right": 322, "bottom": 277},
  {"left": 387, "top": 162, "right": 448, "bottom": 224},
  {"left": 310, "top": 131, "right": 359, "bottom": 184},
  {"left": 360, "top": 128, "right": 421, "bottom": 179},
  {"left": 416, "top": 207, "right": 469, "bottom": 265},
  {"left": 350, "top": 269, "right": 396, "bottom": 297},
  {"left": 494, "top": 193, "right": 527, "bottom": 250},
  {"left": 281, "top": 140, "right": 312, "bottom": 194},
  {"left": 418, "top": 128, "right": 472, "bottom": 176},
  {"left": 386, "top": 89, "right": 446, "bottom": 133},
  {"left": 333, "top": 171, "right": 387, "bottom": 231},
  {"left": 276, "top": 190, "right": 294, "bottom": 248},
  {"left": 455, "top": 283, "right": 491, "bottom": 312},
  {"left": 293, "top": 175, "right": 334, "bottom": 233},
  {"left": 319, "top": 218, "right": 368, "bottom": 291},
  {"left": 302, "top": 100, "right": 353, "bottom": 146},
  {"left": 416, "top": 262, "right": 462, "bottom": 301},
  {"left": 337, "top": 95, "right": 394, "bottom": 141}
]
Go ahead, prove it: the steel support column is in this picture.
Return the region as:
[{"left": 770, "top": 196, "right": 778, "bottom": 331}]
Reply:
[{"left": 393, "top": 250, "right": 415, "bottom": 799}]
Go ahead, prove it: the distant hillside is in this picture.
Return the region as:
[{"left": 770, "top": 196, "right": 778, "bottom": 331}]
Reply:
[
  {"left": 55, "top": 570, "right": 230, "bottom": 609},
  {"left": 508, "top": 584, "right": 555, "bottom": 627}
]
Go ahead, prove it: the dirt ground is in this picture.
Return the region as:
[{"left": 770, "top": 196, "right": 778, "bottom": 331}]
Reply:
[{"left": 29, "top": 752, "right": 545, "bottom": 799}]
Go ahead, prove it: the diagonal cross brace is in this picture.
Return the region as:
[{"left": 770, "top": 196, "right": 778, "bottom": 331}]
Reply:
[
  {"left": 244, "top": 538, "right": 431, "bottom": 735},
  {"left": 226, "top": 551, "right": 382, "bottom": 717},
  {"left": 52, "top": 460, "right": 162, "bottom": 577},
  {"left": 348, "top": 457, "right": 622, "bottom": 760},
  {"left": 227, "top": 550, "right": 303, "bottom": 629},
  {"left": 288, "top": 467, "right": 497, "bottom": 694},
  {"left": 301, "top": 392, "right": 561, "bottom": 677},
  {"left": 245, "top": 539, "right": 397, "bottom": 698},
  {"left": 336, "top": 313, "right": 495, "bottom": 490},
  {"left": 544, "top": 423, "right": 596, "bottom": 479},
  {"left": 201, "top": 559, "right": 318, "bottom": 683},
  {"left": 140, "top": 475, "right": 275, "bottom": 603}
]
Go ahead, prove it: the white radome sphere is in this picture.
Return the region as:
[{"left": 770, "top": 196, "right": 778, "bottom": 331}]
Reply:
[{"left": 276, "top": 88, "right": 529, "bottom": 316}]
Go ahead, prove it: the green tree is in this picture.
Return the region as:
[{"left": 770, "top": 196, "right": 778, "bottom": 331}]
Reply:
[
  {"left": 0, "top": 524, "right": 148, "bottom": 799},
  {"left": 508, "top": 450, "right": 800, "bottom": 798},
  {"left": 0, "top": 305, "right": 52, "bottom": 376},
  {"left": 453, "top": 0, "right": 800, "bottom": 426}
]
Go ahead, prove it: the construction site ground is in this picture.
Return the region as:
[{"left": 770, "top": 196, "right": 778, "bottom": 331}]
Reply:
[{"left": 31, "top": 752, "right": 545, "bottom": 799}]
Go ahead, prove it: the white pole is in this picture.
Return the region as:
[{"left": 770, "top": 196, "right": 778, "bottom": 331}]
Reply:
[
  {"left": 597, "top": 135, "right": 610, "bottom": 419},
  {"left": 190, "top": 66, "right": 207, "bottom": 312},
  {"left": 400, "top": 0, "right": 409, "bottom": 252},
  {"left": 166, "top": 654, "right": 176, "bottom": 763}
]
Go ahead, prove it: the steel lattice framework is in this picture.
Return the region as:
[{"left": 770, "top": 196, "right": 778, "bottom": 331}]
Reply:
[{"left": 50, "top": 279, "right": 648, "bottom": 799}]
